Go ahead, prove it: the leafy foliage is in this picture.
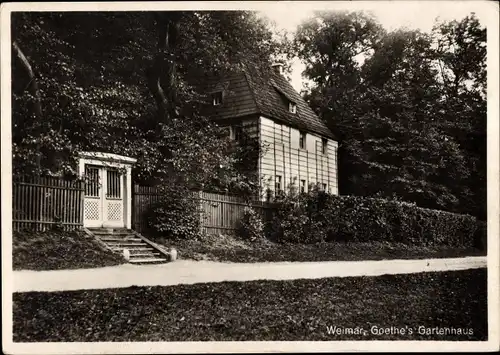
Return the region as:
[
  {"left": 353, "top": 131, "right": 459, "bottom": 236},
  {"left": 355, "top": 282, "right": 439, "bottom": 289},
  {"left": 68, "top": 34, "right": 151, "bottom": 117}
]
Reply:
[
  {"left": 269, "top": 188, "right": 318, "bottom": 243},
  {"left": 237, "top": 205, "right": 265, "bottom": 242},
  {"left": 11, "top": 11, "right": 290, "bottom": 195},
  {"left": 12, "top": 10, "right": 486, "bottom": 222},
  {"left": 295, "top": 11, "right": 486, "bottom": 219},
  {"left": 146, "top": 187, "right": 201, "bottom": 240},
  {"left": 270, "top": 187, "right": 485, "bottom": 249}
]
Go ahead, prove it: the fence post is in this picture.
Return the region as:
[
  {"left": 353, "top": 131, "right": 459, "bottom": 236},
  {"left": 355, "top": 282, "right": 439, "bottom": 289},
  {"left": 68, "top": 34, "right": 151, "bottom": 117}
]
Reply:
[
  {"left": 132, "top": 184, "right": 136, "bottom": 231},
  {"left": 79, "top": 179, "right": 85, "bottom": 229},
  {"left": 198, "top": 190, "right": 204, "bottom": 235}
]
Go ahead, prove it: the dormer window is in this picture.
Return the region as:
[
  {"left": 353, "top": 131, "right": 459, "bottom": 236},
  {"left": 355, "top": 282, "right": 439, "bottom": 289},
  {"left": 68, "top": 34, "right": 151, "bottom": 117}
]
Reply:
[
  {"left": 272, "top": 83, "right": 297, "bottom": 114},
  {"left": 212, "top": 91, "right": 223, "bottom": 106}
]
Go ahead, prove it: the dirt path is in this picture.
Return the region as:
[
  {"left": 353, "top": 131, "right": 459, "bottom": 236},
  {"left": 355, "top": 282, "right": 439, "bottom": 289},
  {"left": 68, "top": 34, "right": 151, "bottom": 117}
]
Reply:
[{"left": 12, "top": 256, "right": 487, "bottom": 293}]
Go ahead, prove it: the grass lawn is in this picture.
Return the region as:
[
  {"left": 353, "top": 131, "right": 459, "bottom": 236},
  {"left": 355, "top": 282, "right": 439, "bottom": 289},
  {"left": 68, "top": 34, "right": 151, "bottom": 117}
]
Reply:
[
  {"left": 157, "top": 233, "right": 486, "bottom": 263},
  {"left": 13, "top": 268, "right": 487, "bottom": 342},
  {"left": 12, "top": 230, "right": 125, "bottom": 271}
]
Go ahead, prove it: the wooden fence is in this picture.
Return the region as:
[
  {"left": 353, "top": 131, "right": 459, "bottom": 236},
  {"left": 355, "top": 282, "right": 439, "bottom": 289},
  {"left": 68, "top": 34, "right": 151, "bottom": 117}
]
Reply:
[
  {"left": 198, "top": 191, "right": 274, "bottom": 235},
  {"left": 132, "top": 185, "right": 275, "bottom": 235},
  {"left": 132, "top": 185, "right": 162, "bottom": 233},
  {"left": 13, "top": 176, "right": 84, "bottom": 231},
  {"left": 12, "top": 178, "right": 274, "bottom": 235}
]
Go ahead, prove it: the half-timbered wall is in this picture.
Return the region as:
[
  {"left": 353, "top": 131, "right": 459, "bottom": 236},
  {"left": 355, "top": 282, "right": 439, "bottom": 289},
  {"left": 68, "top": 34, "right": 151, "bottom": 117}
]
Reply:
[{"left": 259, "top": 116, "right": 338, "bottom": 199}]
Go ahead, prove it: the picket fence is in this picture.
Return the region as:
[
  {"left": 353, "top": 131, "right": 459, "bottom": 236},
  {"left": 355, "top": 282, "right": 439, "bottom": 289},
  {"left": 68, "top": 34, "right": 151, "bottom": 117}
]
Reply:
[
  {"left": 132, "top": 186, "right": 275, "bottom": 235},
  {"left": 12, "top": 176, "right": 84, "bottom": 231},
  {"left": 12, "top": 177, "right": 274, "bottom": 235}
]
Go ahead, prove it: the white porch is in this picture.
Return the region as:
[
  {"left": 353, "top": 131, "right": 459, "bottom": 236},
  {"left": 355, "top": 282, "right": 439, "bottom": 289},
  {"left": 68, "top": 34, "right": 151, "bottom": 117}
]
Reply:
[{"left": 78, "top": 151, "right": 136, "bottom": 229}]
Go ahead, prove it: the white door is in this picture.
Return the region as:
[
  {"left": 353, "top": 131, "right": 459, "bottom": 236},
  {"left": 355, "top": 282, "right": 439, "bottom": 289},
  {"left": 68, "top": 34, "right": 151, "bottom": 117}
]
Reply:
[
  {"left": 103, "top": 168, "right": 125, "bottom": 228},
  {"left": 83, "top": 165, "right": 103, "bottom": 228}
]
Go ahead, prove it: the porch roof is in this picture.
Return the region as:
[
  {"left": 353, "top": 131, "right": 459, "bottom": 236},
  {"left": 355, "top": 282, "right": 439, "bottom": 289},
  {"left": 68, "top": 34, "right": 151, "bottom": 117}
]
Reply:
[{"left": 78, "top": 151, "right": 137, "bottom": 165}]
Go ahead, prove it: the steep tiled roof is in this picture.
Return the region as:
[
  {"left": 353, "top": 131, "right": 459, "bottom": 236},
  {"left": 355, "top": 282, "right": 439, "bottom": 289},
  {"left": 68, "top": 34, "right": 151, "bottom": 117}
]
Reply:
[
  {"left": 201, "top": 67, "right": 335, "bottom": 139},
  {"left": 202, "top": 71, "right": 258, "bottom": 120}
]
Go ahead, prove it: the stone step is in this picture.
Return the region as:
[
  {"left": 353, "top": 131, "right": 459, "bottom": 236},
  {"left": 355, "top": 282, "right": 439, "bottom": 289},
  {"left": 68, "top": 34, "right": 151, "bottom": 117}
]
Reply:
[
  {"left": 101, "top": 239, "right": 144, "bottom": 245},
  {"left": 92, "top": 231, "right": 133, "bottom": 236},
  {"left": 129, "top": 252, "right": 161, "bottom": 258},
  {"left": 101, "top": 238, "right": 144, "bottom": 244},
  {"left": 110, "top": 246, "right": 154, "bottom": 252},
  {"left": 129, "top": 258, "right": 167, "bottom": 264},
  {"left": 87, "top": 228, "right": 168, "bottom": 265},
  {"left": 88, "top": 227, "right": 129, "bottom": 231},
  {"left": 107, "top": 242, "right": 148, "bottom": 248},
  {"left": 128, "top": 247, "right": 155, "bottom": 252}
]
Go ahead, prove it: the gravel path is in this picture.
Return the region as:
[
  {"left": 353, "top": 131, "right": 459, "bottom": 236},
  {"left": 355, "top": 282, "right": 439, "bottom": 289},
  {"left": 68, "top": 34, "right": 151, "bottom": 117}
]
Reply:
[{"left": 13, "top": 256, "right": 487, "bottom": 292}]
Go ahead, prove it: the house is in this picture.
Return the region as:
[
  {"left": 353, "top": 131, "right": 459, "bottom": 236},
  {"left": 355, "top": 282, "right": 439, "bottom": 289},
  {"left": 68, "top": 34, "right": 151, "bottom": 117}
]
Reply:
[{"left": 203, "top": 63, "right": 339, "bottom": 199}]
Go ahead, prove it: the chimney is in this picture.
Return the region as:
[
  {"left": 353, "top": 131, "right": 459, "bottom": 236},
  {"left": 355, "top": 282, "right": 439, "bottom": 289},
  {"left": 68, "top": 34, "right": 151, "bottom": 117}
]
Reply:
[{"left": 271, "top": 62, "right": 284, "bottom": 75}]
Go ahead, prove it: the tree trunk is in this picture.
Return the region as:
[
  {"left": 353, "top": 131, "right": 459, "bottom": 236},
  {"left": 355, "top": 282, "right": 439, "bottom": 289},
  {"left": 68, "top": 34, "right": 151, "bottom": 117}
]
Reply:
[
  {"left": 12, "top": 40, "right": 43, "bottom": 172},
  {"left": 147, "top": 13, "right": 180, "bottom": 125}
]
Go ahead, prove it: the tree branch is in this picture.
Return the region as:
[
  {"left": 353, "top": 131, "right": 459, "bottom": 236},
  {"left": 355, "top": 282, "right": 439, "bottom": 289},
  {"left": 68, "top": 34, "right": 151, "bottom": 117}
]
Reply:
[
  {"left": 12, "top": 40, "right": 43, "bottom": 171},
  {"left": 13, "top": 41, "right": 42, "bottom": 118}
]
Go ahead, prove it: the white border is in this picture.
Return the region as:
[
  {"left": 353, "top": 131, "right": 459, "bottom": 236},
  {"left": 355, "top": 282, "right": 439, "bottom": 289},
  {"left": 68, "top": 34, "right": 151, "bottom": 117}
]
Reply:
[{"left": 2, "top": 1, "right": 499, "bottom": 353}]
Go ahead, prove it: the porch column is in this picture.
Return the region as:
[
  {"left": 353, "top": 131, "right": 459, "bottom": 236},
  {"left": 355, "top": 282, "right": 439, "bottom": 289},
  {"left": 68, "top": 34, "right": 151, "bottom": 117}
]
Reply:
[
  {"left": 126, "top": 166, "right": 133, "bottom": 229},
  {"left": 78, "top": 158, "right": 85, "bottom": 177}
]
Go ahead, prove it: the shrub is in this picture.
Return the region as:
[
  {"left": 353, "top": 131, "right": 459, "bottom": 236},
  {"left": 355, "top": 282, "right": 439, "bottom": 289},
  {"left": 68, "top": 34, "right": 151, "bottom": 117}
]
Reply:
[
  {"left": 237, "top": 205, "right": 265, "bottom": 241},
  {"left": 270, "top": 190, "right": 483, "bottom": 248},
  {"left": 147, "top": 187, "right": 201, "bottom": 240},
  {"left": 473, "top": 221, "right": 487, "bottom": 251},
  {"left": 270, "top": 186, "right": 327, "bottom": 243}
]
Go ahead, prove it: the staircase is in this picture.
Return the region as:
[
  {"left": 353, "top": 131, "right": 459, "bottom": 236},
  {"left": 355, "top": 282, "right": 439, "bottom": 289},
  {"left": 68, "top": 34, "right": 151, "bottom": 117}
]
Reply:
[{"left": 87, "top": 228, "right": 169, "bottom": 264}]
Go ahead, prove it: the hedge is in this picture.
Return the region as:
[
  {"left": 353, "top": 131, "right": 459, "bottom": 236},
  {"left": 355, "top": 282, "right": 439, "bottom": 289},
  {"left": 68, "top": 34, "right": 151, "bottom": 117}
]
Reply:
[
  {"left": 269, "top": 191, "right": 486, "bottom": 249},
  {"left": 146, "top": 186, "right": 201, "bottom": 240}
]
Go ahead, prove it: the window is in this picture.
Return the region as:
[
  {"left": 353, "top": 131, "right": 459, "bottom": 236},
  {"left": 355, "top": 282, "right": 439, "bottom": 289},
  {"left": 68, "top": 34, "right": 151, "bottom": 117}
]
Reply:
[
  {"left": 322, "top": 183, "right": 327, "bottom": 191},
  {"left": 273, "top": 84, "right": 297, "bottom": 113},
  {"left": 322, "top": 138, "right": 328, "bottom": 155},
  {"left": 299, "top": 131, "right": 306, "bottom": 149},
  {"left": 85, "top": 165, "right": 100, "bottom": 197},
  {"left": 235, "top": 126, "right": 242, "bottom": 141},
  {"left": 275, "top": 175, "right": 282, "bottom": 192},
  {"left": 106, "top": 169, "right": 122, "bottom": 199},
  {"left": 212, "top": 91, "right": 223, "bottom": 106},
  {"left": 300, "top": 179, "right": 306, "bottom": 193},
  {"left": 230, "top": 125, "right": 242, "bottom": 141}
]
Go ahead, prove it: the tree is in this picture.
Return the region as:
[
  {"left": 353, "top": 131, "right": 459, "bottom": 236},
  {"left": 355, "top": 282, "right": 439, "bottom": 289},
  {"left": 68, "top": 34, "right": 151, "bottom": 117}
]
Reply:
[
  {"left": 294, "top": 10, "right": 384, "bottom": 201},
  {"left": 295, "top": 11, "right": 486, "bottom": 218},
  {"left": 430, "top": 14, "right": 487, "bottom": 218},
  {"left": 11, "top": 11, "right": 290, "bottom": 197}
]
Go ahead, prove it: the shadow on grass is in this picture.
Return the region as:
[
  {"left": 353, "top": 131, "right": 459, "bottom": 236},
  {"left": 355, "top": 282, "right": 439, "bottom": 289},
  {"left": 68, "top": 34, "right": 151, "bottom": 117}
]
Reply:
[
  {"left": 155, "top": 233, "right": 486, "bottom": 263},
  {"left": 12, "top": 230, "right": 125, "bottom": 271},
  {"left": 13, "top": 268, "right": 487, "bottom": 341}
]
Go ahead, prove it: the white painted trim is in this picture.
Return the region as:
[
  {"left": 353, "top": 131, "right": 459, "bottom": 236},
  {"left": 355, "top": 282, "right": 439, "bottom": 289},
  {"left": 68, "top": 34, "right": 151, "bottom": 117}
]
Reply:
[
  {"left": 79, "top": 158, "right": 129, "bottom": 170},
  {"left": 78, "top": 151, "right": 137, "bottom": 164},
  {"left": 125, "top": 166, "right": 132, "bottom": 229},
  {"left": 79, "top": 151, "right": 136, "bottom": 229}
]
